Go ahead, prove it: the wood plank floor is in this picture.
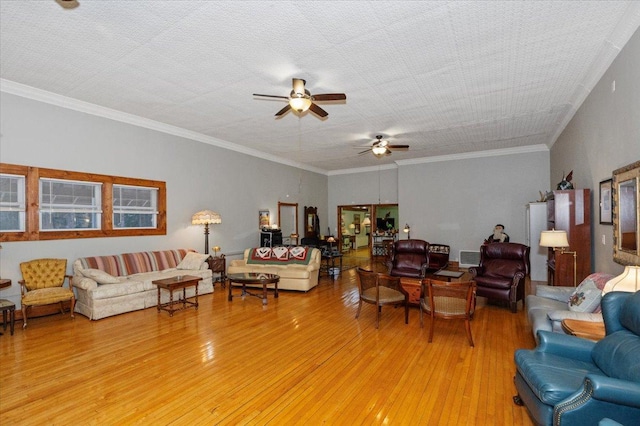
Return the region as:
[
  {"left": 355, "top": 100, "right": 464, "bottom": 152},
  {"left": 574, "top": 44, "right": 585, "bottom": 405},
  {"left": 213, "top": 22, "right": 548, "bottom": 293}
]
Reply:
[{"left": 0, "top": 256, "right": 537, "bottom": 425}]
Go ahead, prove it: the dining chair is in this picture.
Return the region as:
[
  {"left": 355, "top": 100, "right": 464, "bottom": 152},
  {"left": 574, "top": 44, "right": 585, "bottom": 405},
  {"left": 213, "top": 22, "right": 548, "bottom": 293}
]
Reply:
[
  {"left": 356, "top": 268, "right": 408, "bottom": 328},
  {"left": 420, "top": 279, "right": 476, "bottom": 346}
]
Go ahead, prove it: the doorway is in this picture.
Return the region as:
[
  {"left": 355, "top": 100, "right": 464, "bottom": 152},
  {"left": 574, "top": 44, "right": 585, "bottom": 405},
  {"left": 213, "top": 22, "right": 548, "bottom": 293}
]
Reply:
[{"left": 337, "top": 204, "right": 399, "bottom": 261}]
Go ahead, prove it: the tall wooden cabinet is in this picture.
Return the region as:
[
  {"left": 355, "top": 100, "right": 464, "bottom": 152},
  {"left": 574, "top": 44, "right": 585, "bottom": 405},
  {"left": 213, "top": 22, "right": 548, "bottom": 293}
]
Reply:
[{"left": 546, "top": 189, "right": 592, "bottom": 286}]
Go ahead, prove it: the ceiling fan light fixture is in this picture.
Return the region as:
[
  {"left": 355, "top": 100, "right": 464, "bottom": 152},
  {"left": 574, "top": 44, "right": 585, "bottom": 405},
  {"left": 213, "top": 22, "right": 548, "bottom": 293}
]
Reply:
[
  {"left": 289, "top": 96, "right": 312, "bottom": 113},
  {"left": 372, "top": 145, "right": 387, "bottom": 156}
]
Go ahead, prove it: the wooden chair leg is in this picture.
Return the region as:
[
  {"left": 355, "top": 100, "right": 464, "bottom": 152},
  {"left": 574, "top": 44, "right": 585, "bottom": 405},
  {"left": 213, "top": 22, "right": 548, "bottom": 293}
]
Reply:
[
  {"left": 465, "top": 318, "right": 474, "bottom": 347},
  {"left": 22, "top": 305, "right": 28, "bottom": 329},
  {"left": 70, "top": 297, "right": 76, "bottom": 319},
  {"left": 428, "top": 313, "right": 435, "bottom": 342}
]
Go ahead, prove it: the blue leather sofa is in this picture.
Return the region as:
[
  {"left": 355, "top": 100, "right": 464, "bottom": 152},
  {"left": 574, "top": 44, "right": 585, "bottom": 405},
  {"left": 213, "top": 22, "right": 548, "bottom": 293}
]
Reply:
[{"left": 514, "top": 291, "right": 640, "bottom": 426}]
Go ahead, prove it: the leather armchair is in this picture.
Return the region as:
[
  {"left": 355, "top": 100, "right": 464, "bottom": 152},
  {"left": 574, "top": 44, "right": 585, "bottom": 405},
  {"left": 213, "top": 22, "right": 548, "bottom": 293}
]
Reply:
[
  {"left": 386, "top": 239, "right": 429, "bottom": 279},
  {"left": 469, "top": 242, "right": 529, "bottom": 313},
  {"left": 514, "top": 291, "right": 640, "bottom": 426}
]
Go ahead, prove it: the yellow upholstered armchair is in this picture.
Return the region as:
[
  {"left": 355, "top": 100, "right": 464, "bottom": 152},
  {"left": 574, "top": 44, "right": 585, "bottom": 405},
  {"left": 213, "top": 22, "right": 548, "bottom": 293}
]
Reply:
[{"left": 19, "top": 259, "right": 75, "bottom": 328}]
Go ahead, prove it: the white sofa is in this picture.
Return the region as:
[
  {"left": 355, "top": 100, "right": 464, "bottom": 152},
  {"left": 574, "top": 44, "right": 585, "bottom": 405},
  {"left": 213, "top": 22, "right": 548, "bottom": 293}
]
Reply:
[
  {"left": 72, "top": 249, "right": 213, "bottom": 320},
  {"left": 227, "top": 247, "right": 321, "bottom": 292}
]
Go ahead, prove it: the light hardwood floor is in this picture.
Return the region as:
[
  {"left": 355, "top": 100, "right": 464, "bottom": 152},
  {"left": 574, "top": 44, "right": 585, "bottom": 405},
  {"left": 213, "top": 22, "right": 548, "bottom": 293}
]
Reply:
[{"left": 0, "top": 256, "right": 537, "bottom": 425}]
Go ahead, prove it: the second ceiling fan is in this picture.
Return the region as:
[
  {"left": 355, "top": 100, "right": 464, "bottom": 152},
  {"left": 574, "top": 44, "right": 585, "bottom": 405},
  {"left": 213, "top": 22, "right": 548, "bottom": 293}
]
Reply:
[
  {"left": 253, "top": 78, "right": 346, "bottom": 118},
  {"left": 359, "top": 135, "right": 410, "bottom": 157}
]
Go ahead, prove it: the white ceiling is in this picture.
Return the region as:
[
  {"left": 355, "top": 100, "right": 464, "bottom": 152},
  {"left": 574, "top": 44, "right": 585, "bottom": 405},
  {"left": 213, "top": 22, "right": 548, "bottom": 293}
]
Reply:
[{"left": 1, "top": 1, "right": 639, "bottom": 173}]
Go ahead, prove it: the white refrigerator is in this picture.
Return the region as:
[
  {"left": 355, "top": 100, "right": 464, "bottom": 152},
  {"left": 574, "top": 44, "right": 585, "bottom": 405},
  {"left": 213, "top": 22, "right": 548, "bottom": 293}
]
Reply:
[{"left": 526, "top": 202, "right": 548, "bottom": 281}]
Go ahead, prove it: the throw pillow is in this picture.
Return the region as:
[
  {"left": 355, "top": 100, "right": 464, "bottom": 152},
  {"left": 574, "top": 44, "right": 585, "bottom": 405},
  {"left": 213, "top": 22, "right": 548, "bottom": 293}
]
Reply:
[
  {"left": 176, "top": 252, "right": 208, "bottom": 270},
  {"left": 80, "top": 268, "right": 120, "bottom": 284},
  {"left": 567, "top": 278, "right": 602, "bottom": 313}
]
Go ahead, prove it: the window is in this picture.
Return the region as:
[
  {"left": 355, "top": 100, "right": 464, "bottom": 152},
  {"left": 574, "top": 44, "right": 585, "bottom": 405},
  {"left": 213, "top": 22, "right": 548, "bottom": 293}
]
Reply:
[
  {"left": 0, "top": 173, "right": 26, "bottom": 232},
  {"left": 0, "top": 163, "right": 166, "bottom": 242},
  {"left": 40, "top": 178, "right": 102, "bottom": 230},
  {"left": 113, "top": 184, "right": 158, "bottom": 229}
]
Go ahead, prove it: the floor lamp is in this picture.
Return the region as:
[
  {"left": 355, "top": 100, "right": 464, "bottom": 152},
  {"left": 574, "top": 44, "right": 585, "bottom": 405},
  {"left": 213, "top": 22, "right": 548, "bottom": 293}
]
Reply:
[
  {"left": 192, "top": 210, "right": 222, "bottom": 254},
  {"left": 540, "top": 229, "right": 577, "bottom": 287}
]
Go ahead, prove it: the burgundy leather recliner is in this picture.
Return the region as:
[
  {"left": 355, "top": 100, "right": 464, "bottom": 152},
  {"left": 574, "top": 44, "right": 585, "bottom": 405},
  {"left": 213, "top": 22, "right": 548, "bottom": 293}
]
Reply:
[
  {"left": 386, "top": 239, "right": 430, "bottom": 279},
  {"left": 469, "top": 242, "right": 530, "bottom": 313}
]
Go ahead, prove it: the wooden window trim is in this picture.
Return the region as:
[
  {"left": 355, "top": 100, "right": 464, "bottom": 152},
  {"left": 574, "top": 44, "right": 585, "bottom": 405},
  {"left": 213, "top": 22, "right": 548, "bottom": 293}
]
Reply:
[{"left": 0, "top": 163, "right": 166, "bottom": 242}]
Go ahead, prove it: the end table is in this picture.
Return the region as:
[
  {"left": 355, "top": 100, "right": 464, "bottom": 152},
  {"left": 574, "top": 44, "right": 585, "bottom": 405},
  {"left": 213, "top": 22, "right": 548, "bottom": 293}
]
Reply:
[{"left": 207, "top": 254, "right": 226, "bottom": 287}]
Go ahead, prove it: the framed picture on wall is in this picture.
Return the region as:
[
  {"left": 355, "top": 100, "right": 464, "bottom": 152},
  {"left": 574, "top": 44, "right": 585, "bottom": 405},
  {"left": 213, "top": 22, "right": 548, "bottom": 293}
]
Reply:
[
  {"left": 599, "top": 179, "right": 612, "bottom": 225},
  {"left": 259, "top": 210, "right": 270, "bottom": 229}
]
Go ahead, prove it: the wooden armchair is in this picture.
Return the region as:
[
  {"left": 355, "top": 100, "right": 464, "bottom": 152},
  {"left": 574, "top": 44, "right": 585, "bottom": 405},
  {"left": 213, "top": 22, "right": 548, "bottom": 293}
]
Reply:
[
  {"left": 356, "top": 268, "right": 409, "bottom": 328},
  {"left": 19, "top": 258, "right": 75, "bottom": 328},
  {"left": 420, "top": 279, "right": 476, "bottom": 346}
]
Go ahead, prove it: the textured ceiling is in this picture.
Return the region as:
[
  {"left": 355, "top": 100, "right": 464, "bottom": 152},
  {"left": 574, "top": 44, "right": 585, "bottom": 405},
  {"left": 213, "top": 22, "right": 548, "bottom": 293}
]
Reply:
[{"left": 1, "top": 1, "right": 639, "bottom": 173}]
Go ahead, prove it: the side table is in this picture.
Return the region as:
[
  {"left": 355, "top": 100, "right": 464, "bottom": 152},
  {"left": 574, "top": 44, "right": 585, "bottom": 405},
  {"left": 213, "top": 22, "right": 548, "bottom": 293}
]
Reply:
[
  {"left": 207, "top": 255, "right": 226, "bottom": 288},
  {"left": 561, "top": 319, "right": 606, "bottom": 341},
  {"left": 0, "top": 279, "right": 15, "bottom": 336}
]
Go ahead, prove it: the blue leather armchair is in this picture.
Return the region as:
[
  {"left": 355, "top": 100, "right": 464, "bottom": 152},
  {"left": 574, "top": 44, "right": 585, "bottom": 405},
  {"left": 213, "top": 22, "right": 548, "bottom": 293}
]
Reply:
[{"left": 514, "top": 291, "right": 640, "bottom": 426}]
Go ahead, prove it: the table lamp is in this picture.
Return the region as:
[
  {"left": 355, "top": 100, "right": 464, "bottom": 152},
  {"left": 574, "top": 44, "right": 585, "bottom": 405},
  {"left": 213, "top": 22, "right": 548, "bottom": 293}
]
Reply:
[
  {"left": 403, "top": 224, "right": 411, "bottom": 239},
  {"left": 192, "top": 210, "right": 222, "bottom": 254},
  {"left": 540, "top": 229, "right": 577, "bottom": 286}
]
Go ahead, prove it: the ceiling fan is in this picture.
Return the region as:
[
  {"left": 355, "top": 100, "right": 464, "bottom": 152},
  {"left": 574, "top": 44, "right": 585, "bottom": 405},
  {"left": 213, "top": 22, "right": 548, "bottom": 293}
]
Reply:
[
  {"left": 358, "top": 135, "right": 410, "bottom": 157},
  {"left": 253, "top": 78, "right": 346, "bottom": 118}
]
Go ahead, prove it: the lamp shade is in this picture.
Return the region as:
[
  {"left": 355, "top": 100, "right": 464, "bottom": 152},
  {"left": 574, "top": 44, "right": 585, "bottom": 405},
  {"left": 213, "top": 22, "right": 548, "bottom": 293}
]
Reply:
[
  {"left": 362, "top": 217, "right": 371, "bottom": 226},
  {"left": 191, "top": 210, "right": 222, "bottom": 225},
  {"left": 602, "top": 266, "right": 640, "bottom": 294},
  {"left": 540, "top": 230, "right": 569, "bottom": 248}
]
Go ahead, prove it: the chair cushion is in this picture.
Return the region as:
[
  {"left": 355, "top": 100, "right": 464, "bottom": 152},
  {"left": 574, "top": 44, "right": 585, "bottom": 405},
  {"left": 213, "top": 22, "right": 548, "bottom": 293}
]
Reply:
[
  {"left": 22, "top": 287, "right": 74, "bottom": 306},
  {"left": 361, "top": 287, "right": 405, "bottom": 304},
  {"left": 514, "top": 349, "right": 603, "bottom": 406},
  {"left": 568, "top": 278, "right": 602, "bottom": 313},
  {"left": 474, "top": 275, "right": 512, "bottom": 290},
  {"left": 592, "top": 330, "right": 640, "bottom": 382}
]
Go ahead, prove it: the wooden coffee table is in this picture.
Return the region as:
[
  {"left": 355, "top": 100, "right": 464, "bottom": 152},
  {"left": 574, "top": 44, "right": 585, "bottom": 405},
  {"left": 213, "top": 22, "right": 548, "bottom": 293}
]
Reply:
[
  {"left": 227, "top": 273, "right": 280, "bottom": 305},
  {"left": 152, "top": 275, "right": 201, "bottom": 316}
]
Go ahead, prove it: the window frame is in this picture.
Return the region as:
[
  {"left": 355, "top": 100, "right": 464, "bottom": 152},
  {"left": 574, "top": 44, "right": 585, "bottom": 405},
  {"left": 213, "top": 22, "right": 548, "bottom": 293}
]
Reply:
[
  {"left": 0, "top": 163, "right": 166, "bottom": 241},
  {"left": 0, "top": 171, "right": 27, "bottom": 232},
  {"left": 112, "top": 183, "right": 159, "bottom": 230}
]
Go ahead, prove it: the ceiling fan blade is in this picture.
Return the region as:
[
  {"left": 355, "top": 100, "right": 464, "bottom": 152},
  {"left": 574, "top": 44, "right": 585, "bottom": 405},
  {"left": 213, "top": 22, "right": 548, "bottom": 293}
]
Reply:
[
  {"left": 275, "top": 104, "right": 292, "bottom": 117},
  {"left": 253, "top": 93, "right": 289, "bottom": 100},
  {"left": 312, "top": 93, "right": 347, "bottom": 101},
  {"left": 357, "top": 149, "right": 371, "bottom": 155},
  {"left": 309, "top": 103, "right": 328, "bottom": 117},
  {"left": 388, "top": 145, "right": 410, "bottom": 149}
]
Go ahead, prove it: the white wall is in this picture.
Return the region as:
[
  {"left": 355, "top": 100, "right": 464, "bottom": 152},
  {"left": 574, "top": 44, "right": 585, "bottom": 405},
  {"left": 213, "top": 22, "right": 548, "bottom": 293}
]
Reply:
[
  {"left": 328, "top": 149, "right": 550, "bottom": 263},
  {"left": 0, "top": 93, "right": 327, "bottom": 305},
  {"left": 551, "top": 27, "right": 640, "bottom": 276},
  {"left": 398, "top": 150, "right": 549, "bottom": 261}
]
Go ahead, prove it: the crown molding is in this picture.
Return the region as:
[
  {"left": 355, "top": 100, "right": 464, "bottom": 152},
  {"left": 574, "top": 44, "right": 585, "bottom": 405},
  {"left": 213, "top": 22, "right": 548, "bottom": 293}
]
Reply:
[{"left": 0, "top": 79, "right": 326, "bottom": 175}]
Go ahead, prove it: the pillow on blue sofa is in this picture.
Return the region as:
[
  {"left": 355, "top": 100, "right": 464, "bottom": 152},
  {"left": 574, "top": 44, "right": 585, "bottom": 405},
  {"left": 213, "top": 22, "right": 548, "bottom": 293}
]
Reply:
[{"left": 568, "top": 278, "right": 601, "bottom": 313}]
